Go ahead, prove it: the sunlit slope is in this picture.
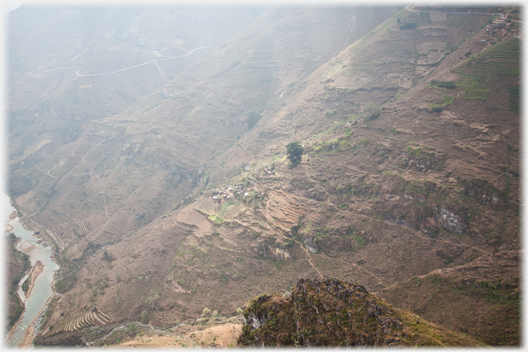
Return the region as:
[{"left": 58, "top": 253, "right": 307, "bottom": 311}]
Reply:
[
  {"left": 36, "top": 7, "right": 520, "bottom": 345},
  {"left": 46, "top": 5, "right": 520, "bottom": 343},
  {"left": 182, "top": 6, "right": 520, "bottom": 346}
]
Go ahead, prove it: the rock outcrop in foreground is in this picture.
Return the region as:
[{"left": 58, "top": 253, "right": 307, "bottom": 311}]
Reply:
[{"left": 238, "top": 278, "right": 484, "bottom": 347}]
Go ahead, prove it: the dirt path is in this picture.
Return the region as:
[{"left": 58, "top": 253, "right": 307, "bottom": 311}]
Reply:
[
  {"left": 295, "top": 239, "right": 325, "bottom": 279},
  {"left": 81, "top": 156, "right": 110, "bottom": 219},
  {"left": 58, "top": 188, "right": 73, "bottom": 204},
  {"left": 383, "top": 220, "right": 491, "bottom": 256},
  {"left": 71, "top": 144, "right": 80, "bottom": 157},
  {"left": 154, "top": 61, "right": 166, "bottom": 80},
  {"left": 340, "top": 257, "right": 384, "bottom": 286},
  {"left": 101, "top": 192, "right": 110, "bottom": 219},
  {"left": 297, "top": 161, "right": 490, "bottom": 286},
  {"left": 82, "top": 156, "right": 97, "bottom": 189},
  {"left": 303, "top": 164, "right": 331, "bottom": 199},
  {"left": 77, "top": 46, "right": 211, "bottom": 77},
  {"left": 301, "top": 162, "right": 489, "bottom": 258},
  {"left": 34, "top": 165, "right": 55, "bottom": 178}
]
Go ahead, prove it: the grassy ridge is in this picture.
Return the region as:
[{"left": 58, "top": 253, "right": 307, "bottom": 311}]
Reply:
[{"left": 239, "top": 278, "right": 485, "bottom": 347}]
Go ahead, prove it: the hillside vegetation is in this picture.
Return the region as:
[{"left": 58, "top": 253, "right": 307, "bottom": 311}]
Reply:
[{"left": 238, "top": 278, "right": 485, "bottom": 347}]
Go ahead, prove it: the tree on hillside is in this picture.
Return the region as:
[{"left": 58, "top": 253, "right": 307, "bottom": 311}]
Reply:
[
  {"left": 286, "top": 141, "right": 303, "bottom": 167},
  {"left": 202, "top": 307, "right": 211, "bottom": 317}
]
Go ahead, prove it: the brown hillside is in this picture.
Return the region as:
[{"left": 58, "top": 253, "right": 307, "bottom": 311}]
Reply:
[
  {"left": 380, "top": 250, "right": 521, "bottom": 345},
  {"left": 6, "top": 5, "right": 520, "bottom": 347}
]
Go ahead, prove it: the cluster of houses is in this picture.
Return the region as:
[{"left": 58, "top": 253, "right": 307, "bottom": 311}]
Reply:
[
  {"left": 212, "top": 185, "right": 240, "bottom": 201},
  {"left": 263, "top": 164, "right": 276, "bottom": 175},
  {"left": 209, "top": 163, "right": 277, "bottom": 203},
  {"left": 486, "top": 17, "right": 511, "bottom": 35},
  {"left": 211, "top": 184, "right": 266, "bottom": 203},
  {"left": 156, "top": 90, "right": 172, "bottom": 98},
  {"left": 243, "top": 164, "right": 276, "bottom": 177}
]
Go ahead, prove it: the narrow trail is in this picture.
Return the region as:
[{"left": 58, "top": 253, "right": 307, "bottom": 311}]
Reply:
[
  {"left": 12, "top": 66, "right": 82, "bottom": 78},
  {"left": 58, "top": 188, "right": 73, "bottom": 204},
  {"left": 93, "top": 211, "right": 111, "bottom": 238},
  {"left": 383, "top": 220, "right": 491, "bottom": 256},
  {"left": 154, "top": 217, "right": 198, "bottom": 232},
  {"left": 71, "top": 144, "right": 80, "bottom": 157},
  {"left": 296, "top": 159, "right": 492, "bottom": 291},
  {"left": 154, "top": 61, "right": 166, "bottom": 80},
  {"left": 340, "top": 257, "right": 384, "bottom": 286},
  {"left": 303, "top": 165, "right": 331, "bottom": 198},
  {"left": 76, "top": 46, "right": 211, "bottom": 77},
  {"left": 34, "top": 165, "right": 56, "bottom": 178},
  {"left": 295, "top": 239, "right": 325, "bottom": 279},
  {"left": 101, "top": 193, "right": 110, "bottom": 219}
]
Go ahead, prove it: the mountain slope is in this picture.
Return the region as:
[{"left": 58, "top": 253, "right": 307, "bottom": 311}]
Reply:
[
  {"left": 7, "top": 6, "right": 263, "bottom": 164},
  {"left": 188, "top": 5, "right": 520, "bottom": 289},
  {"left": 176, "top": 6, "right": 520, "bottom": 345},
  {"left": 380, "top": 250, "right": 520, "bottom": 345},
  {"left": 7, "top": 5, "right": 520, "bottom": 347}
]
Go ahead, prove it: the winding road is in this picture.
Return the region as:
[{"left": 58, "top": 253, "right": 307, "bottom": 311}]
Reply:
[{"left": 76, "top": 45, "right": 211, "bottom": 77}]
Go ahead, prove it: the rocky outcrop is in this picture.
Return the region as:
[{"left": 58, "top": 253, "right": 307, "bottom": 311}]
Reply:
[
  {"left": 252, "top": 239, "right": 290, "bottom": 261},
  {"left": 462, "top": 179, "right": 505, "bottom": 206},
  {"left": 238, "top": 278, "right": 484, "bottom": 347},
  {"left": 379, "top": 204, "right": 468, "bottom": 235},
  {"left": 436, "top": 207, "right": 467, "bottom": 233},
  {"left": 303, "top": 236, "right": 320, "bottom": 253}
]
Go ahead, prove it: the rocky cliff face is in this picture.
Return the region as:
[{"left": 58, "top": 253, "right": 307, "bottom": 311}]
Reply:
[{"left": 238, "top": 278, "right": 484, "bottom": 347}]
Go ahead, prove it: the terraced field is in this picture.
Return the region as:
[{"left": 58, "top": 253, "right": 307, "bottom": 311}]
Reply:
[
  {"left": 46, "top": 221, "right": 90, "bottom": 252},
  {"left": 53, "top": 309, "right": 111, "bottom": 334},
  {"left": 451, "top": 38, "right": 520, "bottom": 100},
  {"left": 66, "top": 243, "right": 84, "bottom": 261}
]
